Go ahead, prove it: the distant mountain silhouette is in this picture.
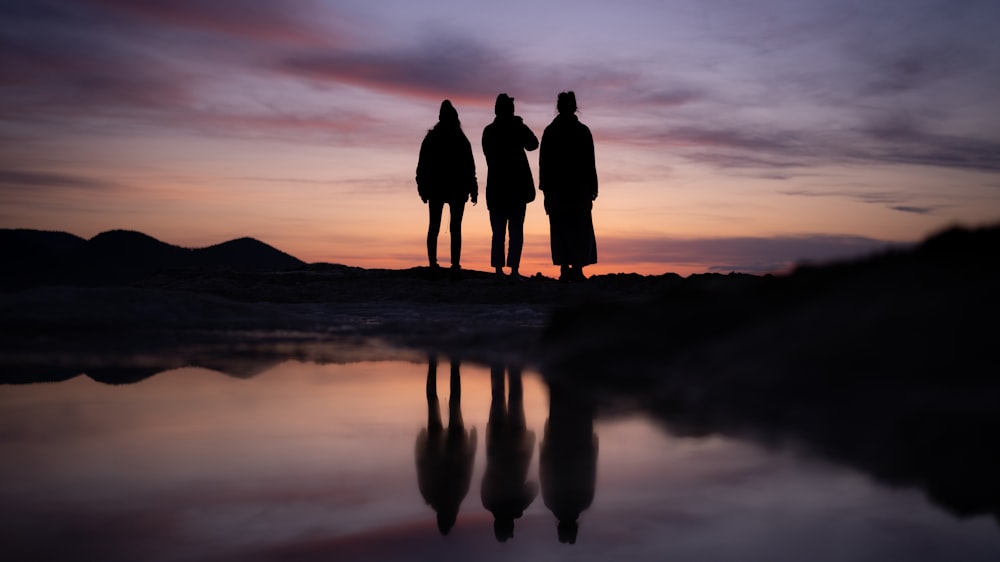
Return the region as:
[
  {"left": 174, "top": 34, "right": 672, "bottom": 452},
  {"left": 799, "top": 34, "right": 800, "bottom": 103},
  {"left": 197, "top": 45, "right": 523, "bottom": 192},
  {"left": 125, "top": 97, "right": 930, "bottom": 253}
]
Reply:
[
  {"left": 193, "top": 237, "right": 305, "bottom": 272},
  {"left": 0, "top": 229, "right": 86, "bottom": 256},
  {"left": 69, "top": 230, "right": 193, "bottom": 285},
  {"left": 0, "top": 229, "right": 87, "bottom": 287},
  {"left": 0, "top": 228, "right": 305, "bottom": 288}
]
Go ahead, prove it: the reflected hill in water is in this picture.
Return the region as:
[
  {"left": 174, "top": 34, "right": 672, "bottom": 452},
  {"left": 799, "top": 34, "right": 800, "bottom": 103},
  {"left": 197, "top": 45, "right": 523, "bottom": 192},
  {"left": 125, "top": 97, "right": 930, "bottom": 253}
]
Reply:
[{"left": 0, "top": 334, "right": 414, "bottom": 385}]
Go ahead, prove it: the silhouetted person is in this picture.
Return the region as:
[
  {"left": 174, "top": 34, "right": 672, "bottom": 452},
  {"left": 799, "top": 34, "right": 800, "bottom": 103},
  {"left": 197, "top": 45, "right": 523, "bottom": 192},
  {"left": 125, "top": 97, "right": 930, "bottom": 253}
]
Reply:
[
  {"left": 539, "top": 381, "right": 598, "bottom": 544},
  {"left": 415, "top": 355, "right": 477, "bottom": 535},
  {"left": 481, "top": 363, "right": 537, "bottom": 541},
  {"left": 482, "top": 93, "right": 539, "bottom": 279},
  {"left": 416, "top": 100, "right": 479, "bottom": 277},
  {"left": 539, "top": 91, "right": 598, "bottom": 282}
]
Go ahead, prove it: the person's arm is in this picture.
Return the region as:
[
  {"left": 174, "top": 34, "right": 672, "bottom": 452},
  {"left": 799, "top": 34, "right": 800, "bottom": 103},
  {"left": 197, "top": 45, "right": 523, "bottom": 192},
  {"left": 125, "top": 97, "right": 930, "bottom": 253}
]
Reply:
[
  {"left": 463, "top": 136, "right": 479, "bottom": 204},
  {"left": 416, "top": 135, "right": 430, "bottom": 202},
  {"left": 585, "top": 127, "right": 598, "bottom": 200},
  {"left": 538, "top": 128, "right": 549, "bottom": 192},
  {"left": 521, "top": 119, "right": 539, "bottom": 152}
]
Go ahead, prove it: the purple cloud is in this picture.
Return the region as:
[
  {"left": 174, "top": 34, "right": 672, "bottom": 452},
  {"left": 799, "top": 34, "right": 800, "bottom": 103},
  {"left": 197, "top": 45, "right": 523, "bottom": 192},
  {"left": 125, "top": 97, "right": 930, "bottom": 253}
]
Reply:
[
  {"left": 0, "top": 169, "right": 118, "bottom": 191},
  {"left": 83, "top": 0, "right": 337, "bottom": 45},
  {"left": 280, "top": 33, "right": 522, "bottom": 105},
  {"left": 857, "top": 116, "right": 1000, "bottom": 172}
]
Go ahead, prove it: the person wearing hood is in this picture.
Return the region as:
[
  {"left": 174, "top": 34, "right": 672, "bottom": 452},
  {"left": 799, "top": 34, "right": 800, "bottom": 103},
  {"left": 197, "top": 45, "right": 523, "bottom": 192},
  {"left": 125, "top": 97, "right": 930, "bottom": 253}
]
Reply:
[
  {"left": 416, "top": 100, "right": 479, "bottom": 276},
  {"left": 482, "top": 93, "right": 539, "bottom": 279}
]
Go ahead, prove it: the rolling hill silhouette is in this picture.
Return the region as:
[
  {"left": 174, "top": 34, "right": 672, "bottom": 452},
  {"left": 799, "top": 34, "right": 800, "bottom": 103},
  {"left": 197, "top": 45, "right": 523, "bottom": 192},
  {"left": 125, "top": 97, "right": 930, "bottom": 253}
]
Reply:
[{"left": 0, "top": 229, "right": 305, "bottom": 288}]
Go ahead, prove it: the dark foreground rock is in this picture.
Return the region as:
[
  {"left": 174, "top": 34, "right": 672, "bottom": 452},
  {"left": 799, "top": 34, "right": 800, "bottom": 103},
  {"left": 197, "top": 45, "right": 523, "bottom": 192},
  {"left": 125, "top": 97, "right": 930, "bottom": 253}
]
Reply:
[{"left": 540, "top": 223, "right": 1000, "bottom": 527}]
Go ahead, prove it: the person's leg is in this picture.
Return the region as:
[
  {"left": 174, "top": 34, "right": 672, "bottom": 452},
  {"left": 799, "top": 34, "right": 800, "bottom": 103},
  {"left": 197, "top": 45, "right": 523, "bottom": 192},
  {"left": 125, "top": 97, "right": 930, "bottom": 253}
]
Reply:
[
  {"left": 507, "top": 365, "right": 525, "bottom": 429},
  {"left": 448, "top": 358, "right": 463, "bottom": 429},
  {"left": 489, "top": 363, "right": 507, "bottom": 424},
  {"left": 425, "top": 354, "right": 442, "bottom": 432},
  {"left": 448, "top": 200, "right": 466, "bottom": 269},
  {"left": 489, "top": 208, "right": 506, "bottom": 274},
  {"left": 508, "top": 204, "right": 526, "bottom": 276},
  {"left": 427, "top": 200, "right": 444, "bottom": 267}
]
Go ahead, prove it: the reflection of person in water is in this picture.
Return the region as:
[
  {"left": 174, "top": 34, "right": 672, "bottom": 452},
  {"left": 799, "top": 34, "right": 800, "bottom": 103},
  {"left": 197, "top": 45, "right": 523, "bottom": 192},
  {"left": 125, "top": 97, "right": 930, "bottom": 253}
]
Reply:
[
  {"left": 481, "top": 363, "right": 537, "bottom": 541},
  {"left": 539, "top": 381, "right": 598, "bottom": 544},
  {"left": 415, "top": 355, "right": 477, "bottom": 535}
]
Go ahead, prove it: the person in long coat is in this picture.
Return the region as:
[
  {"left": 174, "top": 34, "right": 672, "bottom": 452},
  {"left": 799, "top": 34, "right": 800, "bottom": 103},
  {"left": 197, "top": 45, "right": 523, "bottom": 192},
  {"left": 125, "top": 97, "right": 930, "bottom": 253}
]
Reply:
[
  {"left": 538, "top": 91, "right": 598, "bottom": 282},
  {"left": 482, "top": 93, "right": 538, "bottom": 278},
  {"left": 539, "top": 380, "right": 598, "bottom": 544},
  {"left": 416, "top": 100, "right": 479, "bottom": 274}
]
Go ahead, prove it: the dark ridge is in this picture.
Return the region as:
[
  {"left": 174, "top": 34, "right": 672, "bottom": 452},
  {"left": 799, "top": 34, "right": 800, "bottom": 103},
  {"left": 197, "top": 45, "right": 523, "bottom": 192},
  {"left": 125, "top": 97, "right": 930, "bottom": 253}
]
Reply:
[
  {"left": 194, "top": 237, "right": 305, "bottom": 271},
  {"left": 0, "top": 228, "right": 306, "bottom": 289},
  {"left": 540, "top": 222, "right": 1000, "bottom": 524},
  {"left": 542, "top": 221, "right": 1000, "bottom": 375},
  {"left": 69, "top": 229, "right": 193, "bottom": 285},
  {"left": 0, "top": 229, "right": 86, "bottom": 287},
  {"left": 0, "top": 229, "right": 86, "bottom": 254}
]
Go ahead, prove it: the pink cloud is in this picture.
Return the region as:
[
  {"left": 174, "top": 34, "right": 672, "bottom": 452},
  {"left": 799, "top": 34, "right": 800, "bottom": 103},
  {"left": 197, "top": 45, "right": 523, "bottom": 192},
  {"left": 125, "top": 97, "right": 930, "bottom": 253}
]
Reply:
[{"left": 280, "top": 37, "right": 517, "bottom": 106}]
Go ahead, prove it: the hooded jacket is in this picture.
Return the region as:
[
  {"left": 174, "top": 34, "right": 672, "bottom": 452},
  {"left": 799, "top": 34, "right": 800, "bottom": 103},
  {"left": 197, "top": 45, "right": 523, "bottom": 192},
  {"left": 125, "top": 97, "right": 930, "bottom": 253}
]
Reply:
[{"left": 416, "top": 121, "right": 478, "bottom": 203}]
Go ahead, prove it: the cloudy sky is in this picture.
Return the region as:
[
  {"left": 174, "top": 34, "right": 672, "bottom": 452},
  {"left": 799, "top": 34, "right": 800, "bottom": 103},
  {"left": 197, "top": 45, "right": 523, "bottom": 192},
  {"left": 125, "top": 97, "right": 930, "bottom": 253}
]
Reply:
[{"left": 2, "top": 0, "right": 999, "bottom": 275}]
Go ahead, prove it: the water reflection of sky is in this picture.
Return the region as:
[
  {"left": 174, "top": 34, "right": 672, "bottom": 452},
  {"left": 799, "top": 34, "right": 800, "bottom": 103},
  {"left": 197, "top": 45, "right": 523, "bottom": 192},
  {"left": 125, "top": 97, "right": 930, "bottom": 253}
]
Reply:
[{"left": 1, "top": 357, "right": 997, "bottom": 562}]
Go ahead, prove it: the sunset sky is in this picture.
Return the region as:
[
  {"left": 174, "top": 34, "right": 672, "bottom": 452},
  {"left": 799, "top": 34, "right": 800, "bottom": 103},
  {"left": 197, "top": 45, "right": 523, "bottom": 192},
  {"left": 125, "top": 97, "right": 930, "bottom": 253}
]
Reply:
[{"left": 2, "top": 0, "right": 999, "bottom": 276}]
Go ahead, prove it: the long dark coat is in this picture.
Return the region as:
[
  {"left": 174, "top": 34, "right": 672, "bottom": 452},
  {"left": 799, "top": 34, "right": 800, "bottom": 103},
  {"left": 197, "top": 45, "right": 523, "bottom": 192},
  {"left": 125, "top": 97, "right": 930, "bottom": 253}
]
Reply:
[
  {"left": 482, "top": 116, "right": 538, "bottom": 211},
  {"left": 539, "top": 113, "right": 598, "bottom": 266},
  {"left": 416, "top": 123, "right": 478, "bottom": 203},
  {"left": 538, "top": 113, "right": 597, "bottom": 215}
]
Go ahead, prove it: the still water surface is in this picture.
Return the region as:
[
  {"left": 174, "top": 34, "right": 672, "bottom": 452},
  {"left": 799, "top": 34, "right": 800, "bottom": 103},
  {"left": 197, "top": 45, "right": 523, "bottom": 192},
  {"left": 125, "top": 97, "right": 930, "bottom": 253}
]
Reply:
[{"left": 1, "top": 355, "right": 997, "bottom": 561}]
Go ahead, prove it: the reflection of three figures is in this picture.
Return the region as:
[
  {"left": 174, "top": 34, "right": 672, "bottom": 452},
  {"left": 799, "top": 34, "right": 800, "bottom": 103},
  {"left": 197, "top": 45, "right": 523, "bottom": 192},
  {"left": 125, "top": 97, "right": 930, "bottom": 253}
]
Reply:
[{"left": 415, "top": 356, "right": 597, "bottom": 543}]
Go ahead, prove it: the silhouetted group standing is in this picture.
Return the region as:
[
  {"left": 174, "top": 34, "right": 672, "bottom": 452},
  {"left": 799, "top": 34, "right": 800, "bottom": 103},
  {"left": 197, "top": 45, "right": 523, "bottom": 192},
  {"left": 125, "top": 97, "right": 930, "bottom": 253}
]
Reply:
[{"left": 417, "top": 91, "right": 599, "bottom": 282}]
